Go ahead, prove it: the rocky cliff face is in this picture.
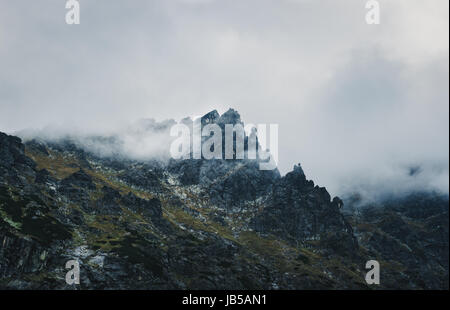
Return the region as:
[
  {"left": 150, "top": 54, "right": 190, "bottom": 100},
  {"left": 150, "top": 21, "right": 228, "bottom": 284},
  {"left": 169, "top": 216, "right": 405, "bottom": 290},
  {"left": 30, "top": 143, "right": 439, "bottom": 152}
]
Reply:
[
  {"left": 0, "top": 110, "right": 448, "bottom": 289},
  {"left": 250, "top": 164, "right": 358, "bottom": 258}
]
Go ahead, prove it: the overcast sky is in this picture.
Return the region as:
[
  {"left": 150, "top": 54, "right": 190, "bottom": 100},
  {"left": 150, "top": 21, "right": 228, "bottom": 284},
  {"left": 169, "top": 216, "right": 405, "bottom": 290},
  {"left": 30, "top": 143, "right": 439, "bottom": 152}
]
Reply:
[{"left": 0, "top": 0, "right": 448, "bottom": 198}]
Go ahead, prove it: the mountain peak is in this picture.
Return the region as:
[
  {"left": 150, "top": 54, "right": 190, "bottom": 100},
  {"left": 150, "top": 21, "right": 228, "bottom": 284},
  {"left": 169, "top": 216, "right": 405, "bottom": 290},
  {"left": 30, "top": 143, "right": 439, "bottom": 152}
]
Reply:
[
  {"left": 218, "top": 108, "right": 242, "bottom": 126},
  {"left": 201, "top": 110, "right": 220, "bottom": 126}
]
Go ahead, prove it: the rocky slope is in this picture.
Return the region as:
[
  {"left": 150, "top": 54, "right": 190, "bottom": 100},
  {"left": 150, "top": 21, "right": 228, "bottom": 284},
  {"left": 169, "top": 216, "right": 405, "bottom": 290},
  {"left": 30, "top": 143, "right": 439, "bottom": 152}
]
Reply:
[
  {"left": 344, "top": 192, "right": 449, "bottom": 289},
  {"left": 0, "top": 110, "right": 448, "bottom": 289}
]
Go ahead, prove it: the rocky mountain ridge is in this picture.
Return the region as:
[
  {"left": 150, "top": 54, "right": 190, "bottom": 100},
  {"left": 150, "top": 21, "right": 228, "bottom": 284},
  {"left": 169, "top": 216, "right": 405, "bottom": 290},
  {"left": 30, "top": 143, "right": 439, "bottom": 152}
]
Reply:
[{"left": 0, "top": 109, "right": 448, "bottom": 289}]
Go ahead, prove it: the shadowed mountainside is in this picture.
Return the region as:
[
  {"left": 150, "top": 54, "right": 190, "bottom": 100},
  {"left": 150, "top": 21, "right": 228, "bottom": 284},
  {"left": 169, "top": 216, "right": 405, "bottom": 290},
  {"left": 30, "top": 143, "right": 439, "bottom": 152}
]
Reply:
[{"left": 0, "top": 109, "right": 448, "bottom": 289}]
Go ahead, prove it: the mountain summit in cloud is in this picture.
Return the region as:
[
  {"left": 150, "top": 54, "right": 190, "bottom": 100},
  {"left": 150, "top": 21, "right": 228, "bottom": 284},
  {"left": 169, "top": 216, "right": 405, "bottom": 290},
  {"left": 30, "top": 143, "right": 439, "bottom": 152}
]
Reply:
[{"left": 0, "top": 108, "right": 448, "bottom": 289}]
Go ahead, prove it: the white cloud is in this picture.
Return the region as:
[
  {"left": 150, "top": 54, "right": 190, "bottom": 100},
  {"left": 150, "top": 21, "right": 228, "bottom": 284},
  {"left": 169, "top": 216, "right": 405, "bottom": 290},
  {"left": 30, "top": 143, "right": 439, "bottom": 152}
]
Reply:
[{"left": 0, "top": 0, "right": 448, "bottom": 197}]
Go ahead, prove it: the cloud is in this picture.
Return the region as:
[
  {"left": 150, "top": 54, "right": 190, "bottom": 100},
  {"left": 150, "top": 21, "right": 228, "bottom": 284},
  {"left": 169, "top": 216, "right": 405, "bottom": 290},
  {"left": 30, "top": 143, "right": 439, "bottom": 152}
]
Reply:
[
  {"left": 292, "top": 49, "right": 448, "bottom": 198},
  {"left": 0, "top": 0, "right": 448, "bottom": 198}
]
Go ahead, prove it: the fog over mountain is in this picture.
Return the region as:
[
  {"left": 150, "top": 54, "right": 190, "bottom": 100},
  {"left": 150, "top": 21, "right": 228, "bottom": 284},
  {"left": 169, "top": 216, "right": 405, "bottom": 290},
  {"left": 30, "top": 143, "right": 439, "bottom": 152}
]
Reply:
[{"left": 0, "top": 0, "right": 448, "bottom": 199}]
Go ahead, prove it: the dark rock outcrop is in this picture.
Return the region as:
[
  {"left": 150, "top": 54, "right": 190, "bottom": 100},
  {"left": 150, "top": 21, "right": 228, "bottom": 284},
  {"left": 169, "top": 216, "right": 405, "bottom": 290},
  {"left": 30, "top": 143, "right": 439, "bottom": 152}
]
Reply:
[{"left": 251, "top": 164, "right": 357, "bottom": 257}]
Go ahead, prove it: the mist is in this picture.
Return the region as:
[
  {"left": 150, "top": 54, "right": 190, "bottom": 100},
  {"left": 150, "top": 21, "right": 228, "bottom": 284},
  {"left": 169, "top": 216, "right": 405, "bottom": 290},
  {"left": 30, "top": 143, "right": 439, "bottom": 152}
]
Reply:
[
  {"left": 17, "top": 118, "right": 178, "bottom": 163},
  {"left": 0, "top": 0, "right": 448, "bottom": 199}
]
